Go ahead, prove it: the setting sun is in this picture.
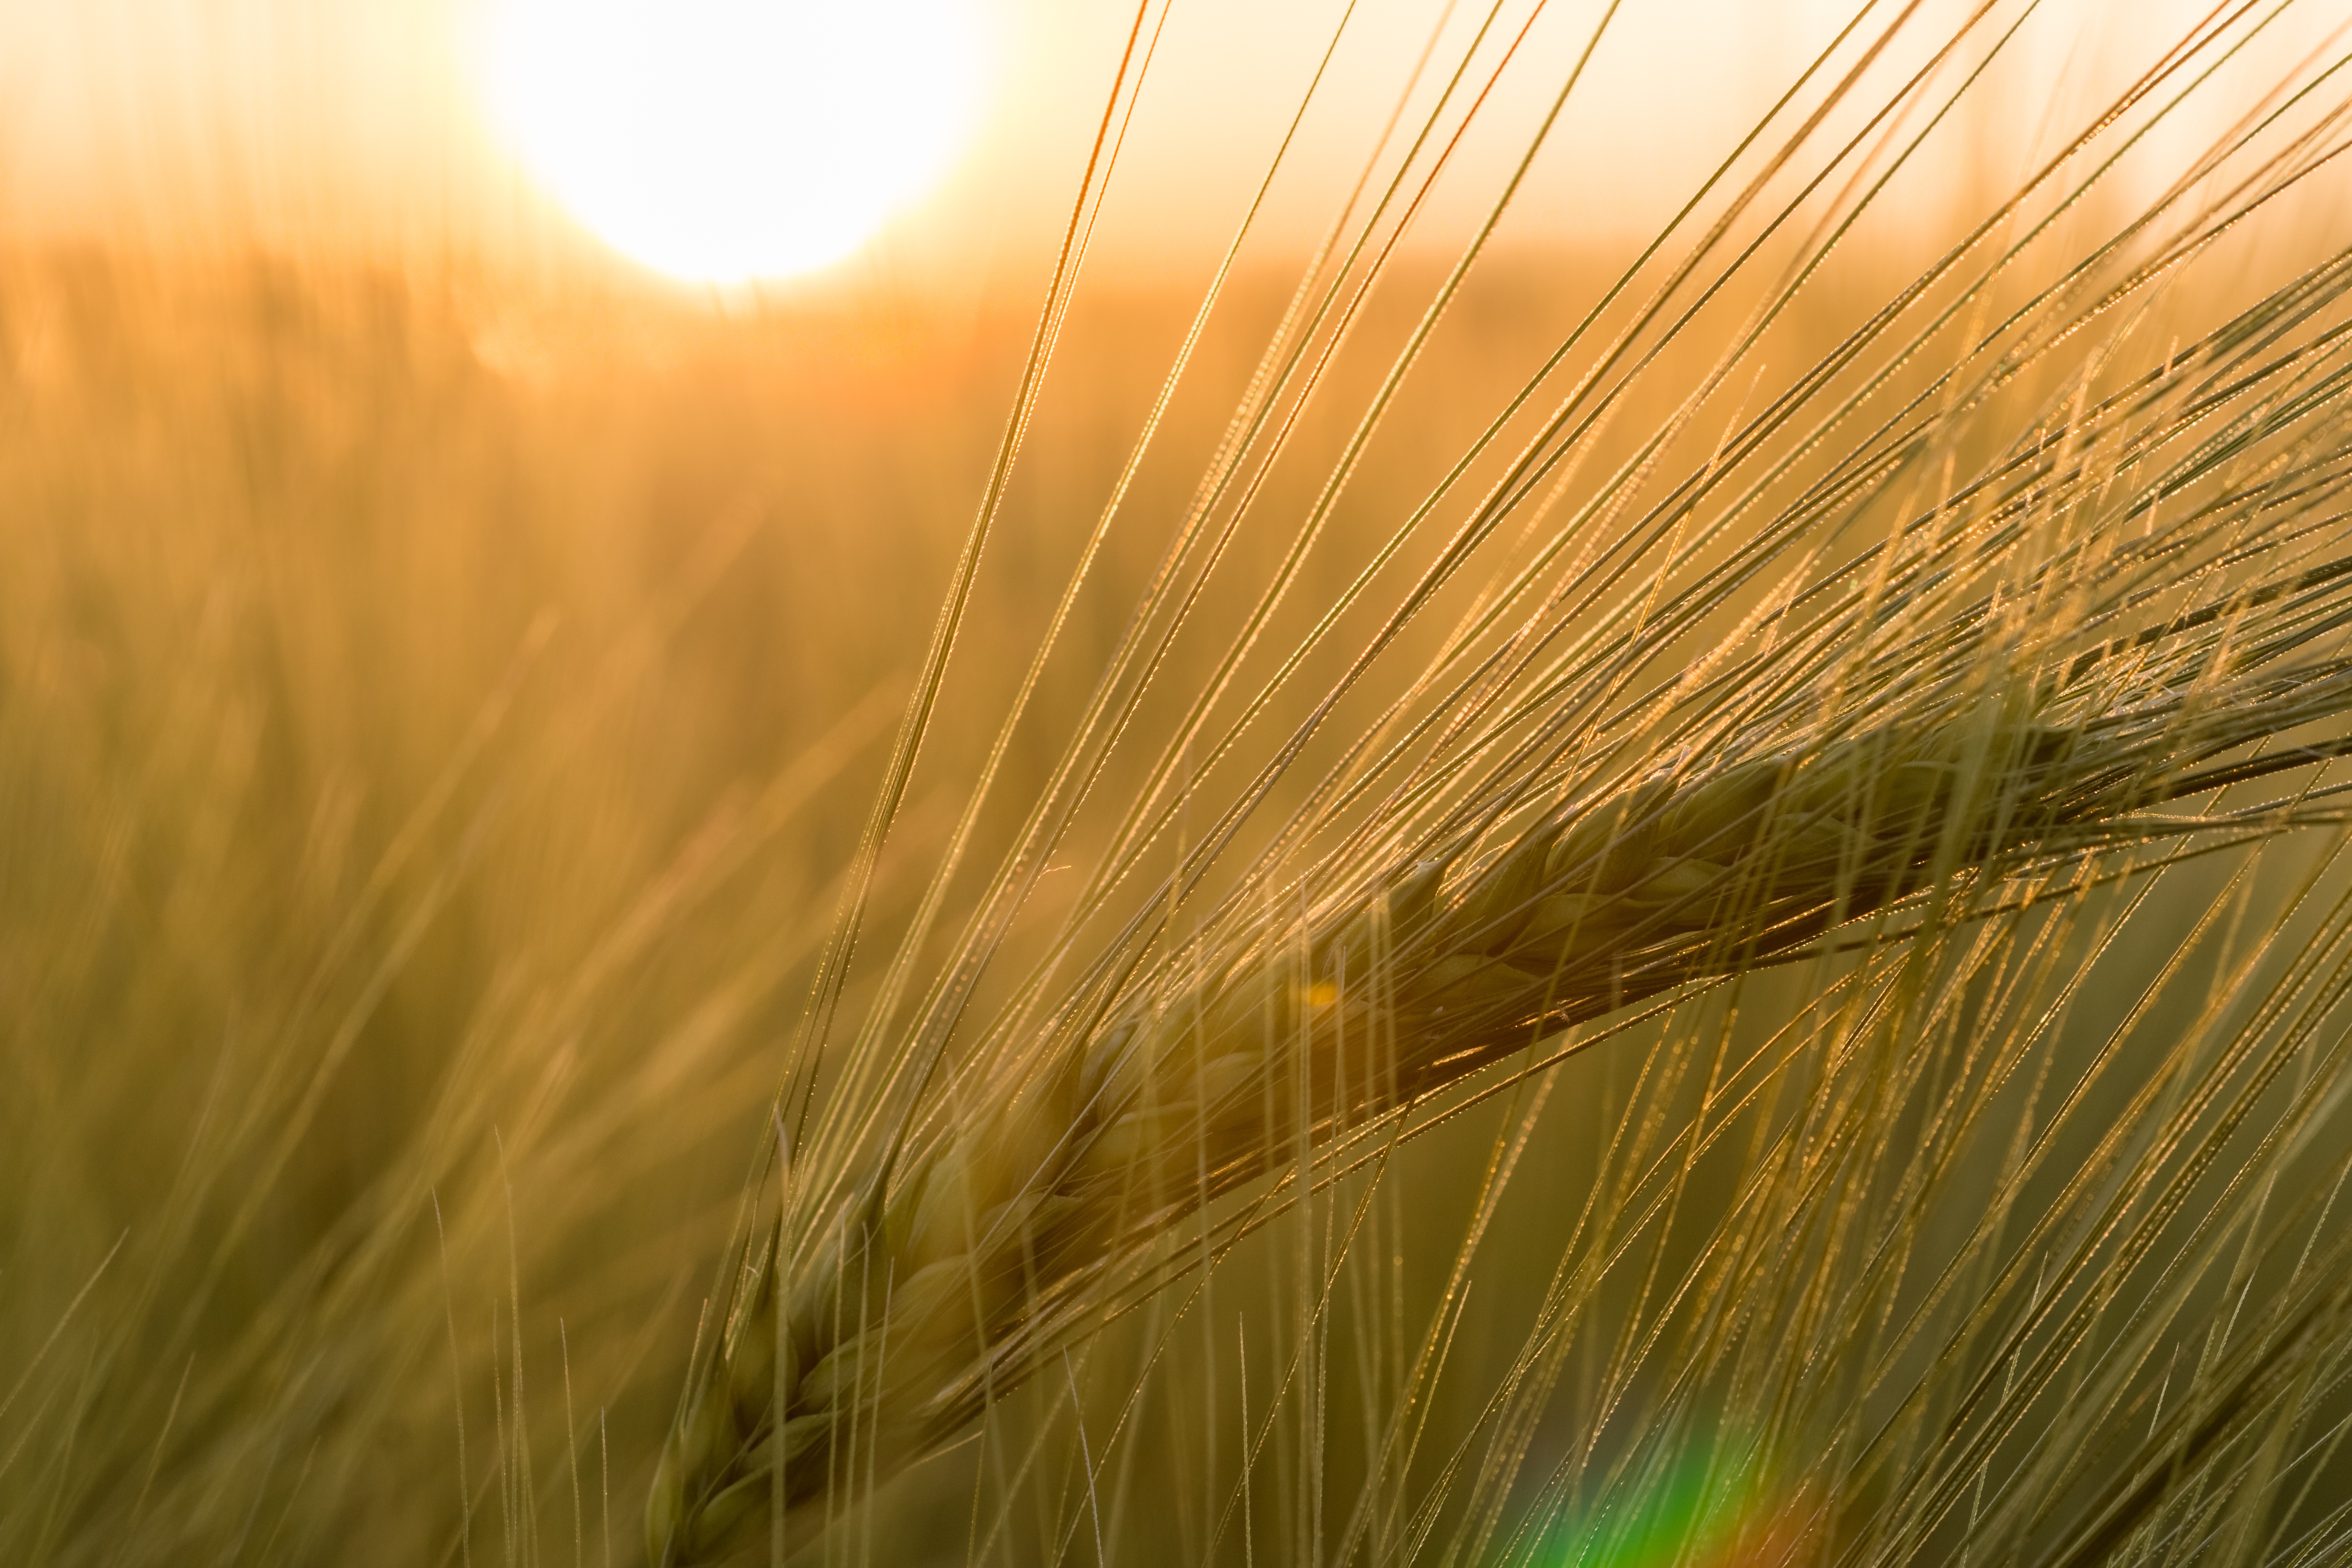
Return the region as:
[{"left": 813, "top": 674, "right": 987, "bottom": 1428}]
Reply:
[{"left": 479, "top": 0, "right": 988, "bottom": 285}]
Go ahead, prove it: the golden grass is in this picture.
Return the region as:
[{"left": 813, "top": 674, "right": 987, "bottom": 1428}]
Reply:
[
  {"left": 12, "top": 4, "right": 2352, "bottom": 1567},
  {"left": 643, "top": 3, "right": 2352, "bottom": 1560}
]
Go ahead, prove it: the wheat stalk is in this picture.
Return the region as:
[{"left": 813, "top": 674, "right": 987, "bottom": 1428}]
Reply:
[
  {"left": 644, "top": 5, "right": 2352, "bottom": 1558},
  {"left": 647, "top": 620, "right": 2352, "bottom": 1562}
]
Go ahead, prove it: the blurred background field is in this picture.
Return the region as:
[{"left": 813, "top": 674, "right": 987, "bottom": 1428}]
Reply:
[
  {"left": 0, "top": 243, "right": 1634, "bottom": 1562},
  {"left": 8, "top": 2, "right": 2352, "bottom": 1564},
  {"left": 0, "top": 245, "right": 1720, "bottom": 1559}
]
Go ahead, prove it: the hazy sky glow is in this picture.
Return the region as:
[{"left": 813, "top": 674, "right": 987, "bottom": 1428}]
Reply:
[{"left": 0, "top": 1, "right": 2330, "bottom": 290}]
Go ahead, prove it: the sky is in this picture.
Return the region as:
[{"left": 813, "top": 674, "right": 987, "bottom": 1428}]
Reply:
[{"left": 0, "top": 0, "right": 2335, "bottom": 294}]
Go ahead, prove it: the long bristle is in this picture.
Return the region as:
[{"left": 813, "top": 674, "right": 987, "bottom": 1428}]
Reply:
[{"left": 650, "top": 30, "right": 2352, "bottom": 1538}]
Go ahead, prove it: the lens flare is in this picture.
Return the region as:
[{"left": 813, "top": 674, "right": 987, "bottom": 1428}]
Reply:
[{"left": 1538, "top": 1441, "right": 1807, "bottom": 1568}]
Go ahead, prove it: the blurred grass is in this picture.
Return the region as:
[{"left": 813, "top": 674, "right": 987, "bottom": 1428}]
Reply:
[
  {"left": 0, "top": 251, "right": 972, "bottom": 1562},
  {"left": 6, "top": 137, "right": 2352, "bottom": 1561},
  {"left": 0, "top": 247, "right": 1656, "bottom": 1561}
]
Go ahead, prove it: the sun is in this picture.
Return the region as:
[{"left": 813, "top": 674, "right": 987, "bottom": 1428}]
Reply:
[{"left": 479, "top": 0, "right": 989, "bottom": 285}]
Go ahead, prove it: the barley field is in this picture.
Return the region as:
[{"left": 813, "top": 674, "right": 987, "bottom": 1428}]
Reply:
[{"left": 9, "top": 3, "right": 2352, "bottom": 1566}]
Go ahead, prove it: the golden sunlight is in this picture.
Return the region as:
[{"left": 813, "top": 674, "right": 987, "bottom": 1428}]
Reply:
[{"left": 478, "top": 0, "right": 989, "bottom": 285}]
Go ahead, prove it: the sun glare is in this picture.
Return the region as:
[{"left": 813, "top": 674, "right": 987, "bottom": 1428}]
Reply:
[{"left": 480, "top": 0, "right": 988, "bottom": 285}]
